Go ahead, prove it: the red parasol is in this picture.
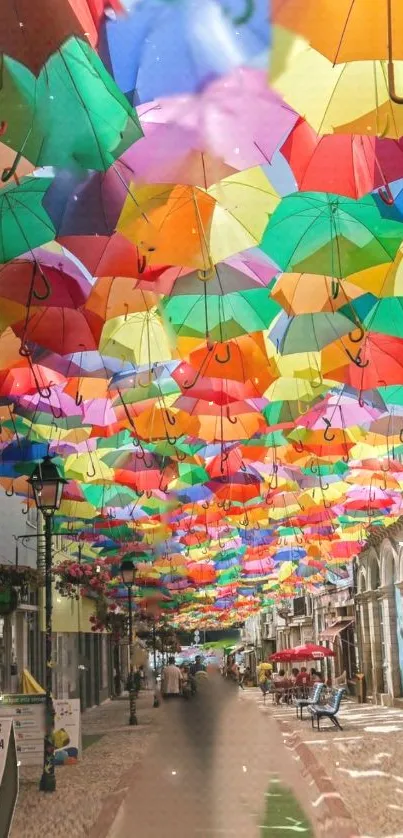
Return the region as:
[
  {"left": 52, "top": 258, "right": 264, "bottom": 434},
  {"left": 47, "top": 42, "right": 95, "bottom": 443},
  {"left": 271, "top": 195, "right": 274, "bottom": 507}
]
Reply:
[{"left": 269, "top": 644, "right": 335, "bottom": 663}]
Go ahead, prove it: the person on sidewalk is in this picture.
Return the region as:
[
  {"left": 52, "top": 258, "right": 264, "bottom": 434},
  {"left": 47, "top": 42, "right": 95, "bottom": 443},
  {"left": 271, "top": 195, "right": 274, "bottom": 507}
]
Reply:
[{"left": 162, "top": 656, "right": 182, "bottom": 698}]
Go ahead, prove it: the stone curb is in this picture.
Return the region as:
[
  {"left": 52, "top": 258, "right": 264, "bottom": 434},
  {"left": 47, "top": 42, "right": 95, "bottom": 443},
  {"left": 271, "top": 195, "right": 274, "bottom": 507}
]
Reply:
[{"left": 276, "top": 713, "right": 361, "bottom": 838}]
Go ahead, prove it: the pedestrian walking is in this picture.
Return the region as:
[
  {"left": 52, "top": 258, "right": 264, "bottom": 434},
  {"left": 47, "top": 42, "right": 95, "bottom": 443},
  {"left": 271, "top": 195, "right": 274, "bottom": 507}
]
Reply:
[{"left": 162, "top": 656, "right": 182, "bottom": 698}]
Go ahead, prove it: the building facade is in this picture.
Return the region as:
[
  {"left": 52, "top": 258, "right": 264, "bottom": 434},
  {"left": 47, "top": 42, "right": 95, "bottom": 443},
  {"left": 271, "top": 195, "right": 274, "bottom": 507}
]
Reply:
[
  {"left": 0, "top": 489, "right": 114, "bottom": 707},
  {"left": 355, "top": 520, "right": 403, "bottom": 705}
]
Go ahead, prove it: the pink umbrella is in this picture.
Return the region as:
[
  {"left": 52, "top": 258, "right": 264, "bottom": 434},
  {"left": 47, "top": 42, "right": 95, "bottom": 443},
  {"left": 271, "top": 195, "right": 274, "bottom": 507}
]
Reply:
[
  {"left": 123, "top": 69, "right": 298, "bottom": 187},
  {"left": 299, "top": 396, "right": 381, "bottom": 430}
]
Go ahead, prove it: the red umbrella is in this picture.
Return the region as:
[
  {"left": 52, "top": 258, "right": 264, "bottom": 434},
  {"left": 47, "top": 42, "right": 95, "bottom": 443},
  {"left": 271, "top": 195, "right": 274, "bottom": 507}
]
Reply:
[
  {"left": 282, "top": 119, "right": 403, "bottom": 199},
  {"left": 269, "top": 644, "right": 335, "bottom": 663}
]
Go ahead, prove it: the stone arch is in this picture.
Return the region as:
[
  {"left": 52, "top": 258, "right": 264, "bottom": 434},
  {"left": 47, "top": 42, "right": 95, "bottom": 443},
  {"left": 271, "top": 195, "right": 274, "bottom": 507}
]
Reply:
[
  {"left": 357, "top": 567, "right": 367, "bottom": 595},
  {"left": 366, "top": 548, "right": 381, "bottom": 591},
  {"left": 380, "top": 540, "right": 397, "bottom": 588}
]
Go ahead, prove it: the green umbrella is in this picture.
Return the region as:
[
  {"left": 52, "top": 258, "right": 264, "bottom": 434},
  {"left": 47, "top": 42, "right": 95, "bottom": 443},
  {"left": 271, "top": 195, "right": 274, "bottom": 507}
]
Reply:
[
  {"left": 261, "top": 192, "right": 403, "bottom": 278},
  {"left": 270, "top": 311, "right": 355, "bottom": 355},
  {"left": 160, "top": 267, "right": 280, "bottom": 340},
  {"left": 0, "top": 38, "right": 142, "bottom": 172},
  {"left": 0, "top": 177, "right": 55, "bottom": 261}
]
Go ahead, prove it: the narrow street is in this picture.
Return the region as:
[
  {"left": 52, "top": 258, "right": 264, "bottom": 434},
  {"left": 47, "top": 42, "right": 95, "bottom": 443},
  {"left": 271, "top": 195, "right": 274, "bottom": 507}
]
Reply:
[{"left": 106, "top": 675, "right": 322, "bottom": 838}]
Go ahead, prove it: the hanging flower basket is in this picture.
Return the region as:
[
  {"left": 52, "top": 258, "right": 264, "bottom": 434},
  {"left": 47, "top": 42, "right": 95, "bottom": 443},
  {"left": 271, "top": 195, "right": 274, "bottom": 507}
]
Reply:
[
  {"left": 0, "top": 565, "right": 43, "bottom": 589},
  {"left": 90, "top": 600, "right": 128, "bottom": 640},
  {"left": 53, "top": 560, "right": 111, "bottom": 600}
]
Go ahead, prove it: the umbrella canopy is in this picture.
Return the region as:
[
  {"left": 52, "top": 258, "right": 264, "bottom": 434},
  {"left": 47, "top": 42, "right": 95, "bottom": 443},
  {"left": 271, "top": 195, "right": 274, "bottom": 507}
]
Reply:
[{"left": 269, "top": 643, "right": 335, "bottom": 662}]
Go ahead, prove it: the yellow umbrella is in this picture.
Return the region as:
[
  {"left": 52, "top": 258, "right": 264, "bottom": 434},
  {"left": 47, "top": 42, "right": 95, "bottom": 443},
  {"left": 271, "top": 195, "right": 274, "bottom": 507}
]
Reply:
[
  {"left": 273, "top": 0, "right": 403, "bottom": 64},
  {"left": 100, "top": 310, "right": 174, "bottom": 365},
  {"left": 117, "top": 168, "right": 279, "bottom": 270},
  {"left": 270, "top": 27, "right": 403, "bottom": 138}
]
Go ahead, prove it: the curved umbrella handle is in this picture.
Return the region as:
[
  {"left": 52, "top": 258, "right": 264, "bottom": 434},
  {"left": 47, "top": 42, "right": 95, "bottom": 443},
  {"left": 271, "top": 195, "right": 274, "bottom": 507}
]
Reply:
[
  {"left": 165, "top": 410, "right": 176, "bottom": 427},
  {"left": 19, "top": 342, "right": 31, "bottom": 358},
  {"left": 175, "top": 448, "right": 186, "bottom": 461},
  {"left": 165, "top": 433, "right": 177, "bottom": 446},
  {"left": 137, "top": 253, "right": 147, "bottom": 274},
  {"left": 215, "top": 344, "right": 231, "bottom": 364},
  {"left": 348, "top": 324, "right": 364, "bottom": 344},
  {"left": 1, "top": 151, "right": 22, "bottom": 183},
  {"left": 323, "top": 418, "right": 335, "bottom": 442},
  {"left": 226, "top": 409, "right": 238, "bottom": 425},
  {"left": 345, "top": 347, "right": 369, "bottom": 368},
  {"left": 21, "top": 500, "right": 30, "bottom": 515},
  {"left": 75, "top": 391, "right": 83, "bottom": 407},
  {"left": 230, "top": 0, "right": 255, "bottom": 25},
  {"left": 6, "top": 484, "right": 14, "bottom": 498},
  {"left": 399, "top": 428, "right": 403, "bottom": 444},
  {"left": 388, "top": 59, "right": 403, "bottom": 104},
  {"left": 293, "top": 440, "right": 304, "bottom": 453},
  {"left": 378, "top": 183, "right": 394, "bottom": 205},
  {"left": 202, "top": 501, "right": 209, "bottom": 510},
  {"left": 331, "top": 279, "right": 339, "bottom": 300},
  {"left": 32, "top": 265, "right": 51, "bottom": 301}
]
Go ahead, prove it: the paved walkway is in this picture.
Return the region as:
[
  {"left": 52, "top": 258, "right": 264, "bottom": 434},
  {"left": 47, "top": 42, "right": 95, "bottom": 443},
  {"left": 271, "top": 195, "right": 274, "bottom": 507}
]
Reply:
[
  {"left": 105, "top": 675, "right": 347, "bottom": 838},
  {"left": 249, "top": 689, "right": 403, "bottom": 838},
  {"left": 11, "top": 692, "right": 157, "bottom": 838}
]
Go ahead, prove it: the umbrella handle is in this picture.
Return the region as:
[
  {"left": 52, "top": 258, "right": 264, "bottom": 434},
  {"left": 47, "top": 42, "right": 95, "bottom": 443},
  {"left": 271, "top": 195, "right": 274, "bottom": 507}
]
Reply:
[
  {"left": 5, "top": 484, "right": 14, "bottom": 498},
  {"left": 348, "top": 324, "right": 364, "bottom": 343},
  {"left": 227, "top": 0, "right": 255, "bottom": 25},
  {"left": 32, "top": 264, "right": 51, "bottom": 301},
  {"left": 202, "top": 501, "right": 209, "bottom": 509},
  {"left": 165, "top": 410, "right": 176, "bottom": 426},
  {"left": 293, "top": 440, "right": 304, "bottom": 453},
  {"left": 165, "top": 433, "right": 177, "bottom": 446},
  {"left": 226, "top": 409, "right": 238, "bottom": 425},
  {"left": 378, "top": 183, "right": 394, "bottom": 205},
  {"left": 21, "top": 499, "right": 30, "bottom": 515},
  {"left": 345, "top": 347, "right": 369, "bottom": 368},
  {"left": 175, "top": 448, "right": 186, "bottom": 461},
  {"left": 310, "top": 459, "right": 318, "bottom": 474},
  {"left": 1, "top": 151, "right": 23, "bottom": 183},
  {"left": 388, "top": 60, "right": 403, "bottom": 104},
  {"left": 137, "top": 253, "right": 147, "bottom": 274},
  {"left": 387, "top": 0, "right": 403, "bottom": 103},
  {"left": 323, "top": 419, "right": 335, "bottom": 442},
  {"left": 399, "top": 429, "right": 403, "bottom": 443},
  {"left": 215, "top": 344, "right": 231, "bottom": 364},
  {"left": 331, "top": 279, "right": 339, "bottom": 300},
  {"left": 75, "top": 391, "right": 83, "bottom": 406}
]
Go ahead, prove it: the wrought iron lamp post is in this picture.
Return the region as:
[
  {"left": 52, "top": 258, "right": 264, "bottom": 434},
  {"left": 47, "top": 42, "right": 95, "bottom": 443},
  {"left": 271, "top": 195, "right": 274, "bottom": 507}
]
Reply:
[
  {"left": 120, "top": 558, "right": 138, "bottom": 726},
  {"left": 28, "top": 455, "right": 66, "bottom": 793}
]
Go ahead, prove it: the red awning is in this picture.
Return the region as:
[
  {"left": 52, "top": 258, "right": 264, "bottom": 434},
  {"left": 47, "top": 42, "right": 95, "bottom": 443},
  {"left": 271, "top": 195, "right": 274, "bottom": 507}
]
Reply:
[{"left": 319, "top": 619, "right": 354, "bottom": 642}]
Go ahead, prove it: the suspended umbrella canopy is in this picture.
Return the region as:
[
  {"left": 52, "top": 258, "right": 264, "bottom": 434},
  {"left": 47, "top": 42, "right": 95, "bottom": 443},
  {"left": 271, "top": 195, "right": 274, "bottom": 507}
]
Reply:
[
  {"left": 281, "top": 119, "right": 403, "bottom": 200},
  {"left": 160, "top": 266, "right": 281, "bottom": 340},
  {"left": 271, "top": 273, "right": 366, "bottom": 316},
  {"left": 126, "top": 67, "right": 298, "bottom": 184},
  {"left": 102, "top": 0, "right": 269, "bottom": 102},
  {"left": 271, "top": 27, "right": 403, "bottom": 139},
  {"left": 273, "top": 0, "right": 403, "bottom": 63},
  {"left": 261, "top": 191, "right": 403, "bottom": 277},
  {"left": 0, "top": 178, "right": 55, "bottom": 262},
  {"left": 0, "top": 38, "right": 142, "bottom": 171},
  {"left": 117, "top": 168, "right": 280, "bottom": 270},
  {"left": 0, "top": 258, "right": 91, "bottom": 309},
  {"left": 99, "top": 310, "right": 174, "bottom": 366}
]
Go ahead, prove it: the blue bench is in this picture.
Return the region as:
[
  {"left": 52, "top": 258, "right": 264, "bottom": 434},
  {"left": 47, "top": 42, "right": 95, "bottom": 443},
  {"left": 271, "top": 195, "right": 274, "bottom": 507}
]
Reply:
[
  {"left": 308, "top": 688, "right": 346, "bottom": 731},
  {"left": 295, "top": 682, "right": 325, "bottom": 719}
]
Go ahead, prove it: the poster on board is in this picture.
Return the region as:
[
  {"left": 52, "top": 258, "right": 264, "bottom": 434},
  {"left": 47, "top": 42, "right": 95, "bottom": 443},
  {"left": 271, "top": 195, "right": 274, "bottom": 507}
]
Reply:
[
  {"left": 53, "top": 699, "right": 81, "bottom": 766},
  {"left": 0, "top": 695, "right": 45, "bottom": 767}
]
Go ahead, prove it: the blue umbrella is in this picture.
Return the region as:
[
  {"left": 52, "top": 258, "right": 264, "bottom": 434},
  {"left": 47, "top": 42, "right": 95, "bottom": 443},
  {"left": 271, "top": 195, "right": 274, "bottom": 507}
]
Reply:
[{"left": 101, "top": 0, "right": 269, "bottom": 103}]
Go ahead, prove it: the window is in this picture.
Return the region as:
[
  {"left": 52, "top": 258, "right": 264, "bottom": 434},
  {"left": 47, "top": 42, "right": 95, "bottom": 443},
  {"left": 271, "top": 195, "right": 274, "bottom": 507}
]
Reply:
[{"left": 293, "top": 597, "right": 306, "bottom": 617}]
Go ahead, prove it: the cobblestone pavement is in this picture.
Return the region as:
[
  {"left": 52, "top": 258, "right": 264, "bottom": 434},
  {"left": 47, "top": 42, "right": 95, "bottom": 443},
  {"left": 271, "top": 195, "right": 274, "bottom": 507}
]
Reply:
[
  {"left": 246, "top": 688, "right": 403, "bottom": 838},
  {"left": 106, "top": 675, "right": 354, "bottom": 838},
  {"left": 11, "top": 691, "right": 158, "bottom": 838}
]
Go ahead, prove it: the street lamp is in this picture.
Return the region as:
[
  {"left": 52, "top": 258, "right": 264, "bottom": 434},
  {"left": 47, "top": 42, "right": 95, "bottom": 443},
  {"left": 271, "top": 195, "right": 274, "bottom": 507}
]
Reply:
[
  {"left": 28, "top": 455, "right": 66, "bottom": 793},
  {"left": 120, "top": 558, "right": 138, "bottom": 726}
]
